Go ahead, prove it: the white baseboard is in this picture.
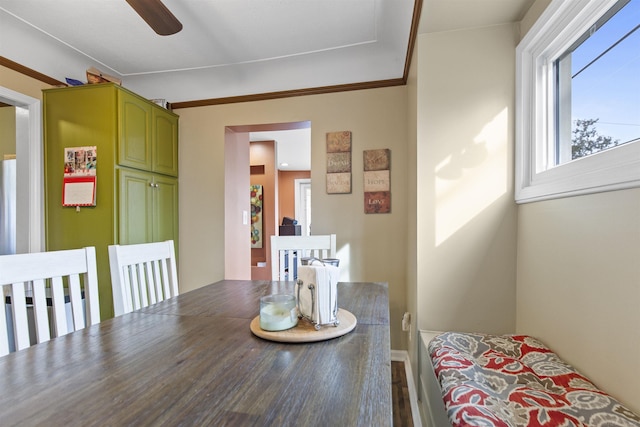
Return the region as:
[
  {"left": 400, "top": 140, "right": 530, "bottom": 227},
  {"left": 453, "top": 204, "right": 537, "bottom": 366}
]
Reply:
[{"left": 391, "top": 349, "right": 422, "bottom": 427}]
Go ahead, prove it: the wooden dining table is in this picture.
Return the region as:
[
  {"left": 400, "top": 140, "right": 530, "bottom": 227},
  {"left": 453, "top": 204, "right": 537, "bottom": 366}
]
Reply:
[{"left": 0, "top": 280, "right": 392, "bottom": 426}]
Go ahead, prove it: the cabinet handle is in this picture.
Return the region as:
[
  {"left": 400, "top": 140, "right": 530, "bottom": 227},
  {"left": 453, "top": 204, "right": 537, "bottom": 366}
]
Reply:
[{"left": 149, "top": 182, "right": 159, "bottom": 188}]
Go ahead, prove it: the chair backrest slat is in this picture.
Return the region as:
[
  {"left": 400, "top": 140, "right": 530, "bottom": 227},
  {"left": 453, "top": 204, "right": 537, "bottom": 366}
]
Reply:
[
  {"left": 50, "top": 276, "right": 67, "bottom": 336},
  {"left": 154, "top": 260, "right": 166, "bottom": 302},
  {"left": 31, "top": 279, "right": 50, "bottom": 343},
  {"left": 134, "top": 263, "right": 147, "bottom": 310},
  {"left": 270, "top": 235, "right": 336, "bottom": 281},
  {"left": 146, "top": 261, "right": 159, "bottom": 305},
  {"left": 10, "top": 283, "right": 30, "bottom": 351},
  {"left": 109, "top": 240, "right": 179, "bottom": 316},
  {"left": 0, "top": 290, "right": 9, "bottom": 356},
  {"left": 0, "top": 247, "right": 100, "bottom": 357},
  {"left": 67, "top": 274, "right": 85, "bottom": 330}
]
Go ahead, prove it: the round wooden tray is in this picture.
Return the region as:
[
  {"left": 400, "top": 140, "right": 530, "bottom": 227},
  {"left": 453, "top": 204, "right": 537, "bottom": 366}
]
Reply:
[{"left": 250, "top": 309, "right": 357, "bottom": 343}]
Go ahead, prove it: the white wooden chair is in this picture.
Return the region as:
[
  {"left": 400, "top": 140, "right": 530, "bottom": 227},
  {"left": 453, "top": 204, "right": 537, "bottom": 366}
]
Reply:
[
  {"left": 0, "top": 247, "right": 100, "bottom": 357},
  {"left": 108, "top": 240, "right": 179, "bottom": 316},
  {"left": 270, "top": 234, "right": 336, "bottom": 281}
]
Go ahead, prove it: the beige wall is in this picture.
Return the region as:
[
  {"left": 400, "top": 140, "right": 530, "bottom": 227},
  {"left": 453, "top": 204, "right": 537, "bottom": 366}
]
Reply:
[
  {"left": 514, "top": 0, "right": 640, "bottom": 413},
  {"left": 519, "top": 0, "right": 552, "bottom": 39},
  {"left": 0, "top": 106, "right": 16, "bottom": 157},
  {"left": 517, "top": 189, "right": 640, "bottom": 412},
  {"left": 176, "top": 87, "right": 409, "bottom": 349},
  {"left": 414, "top": 24, "right": 519, "bottom": 337},
  {"left": 406, "top": 29, "right": 419, "bottom": 381},
  {"left": 0, "top": 65, "right": 51, "bottom": 100},
  {"left": 223, "top": 128, "right": 251, "bottom": 280}
]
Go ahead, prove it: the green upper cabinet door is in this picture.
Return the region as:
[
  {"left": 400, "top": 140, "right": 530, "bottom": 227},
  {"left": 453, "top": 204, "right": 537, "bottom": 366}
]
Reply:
[
  {"left": 118, "top": 90, "right": 178, "bottom": 176},
  {"left": 153, "top": 108, "right": 179, "bottom": 176},
  {"left": 119, "top": 90, "right": 152, "bottom": 172}
]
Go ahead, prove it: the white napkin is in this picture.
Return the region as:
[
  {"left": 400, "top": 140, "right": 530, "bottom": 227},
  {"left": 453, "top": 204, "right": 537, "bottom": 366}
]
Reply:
[{"left": 297, "top": 264, "right": 340, "bottom": 325}]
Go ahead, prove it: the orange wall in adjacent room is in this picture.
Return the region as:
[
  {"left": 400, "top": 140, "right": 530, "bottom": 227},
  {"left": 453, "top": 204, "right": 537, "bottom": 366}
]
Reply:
[{"left": 278, "top": 170, "right": 310, "bottom": 225}]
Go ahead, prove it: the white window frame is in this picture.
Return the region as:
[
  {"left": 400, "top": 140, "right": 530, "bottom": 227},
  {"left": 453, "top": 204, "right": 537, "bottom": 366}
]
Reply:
[{"left": 515, "top": 0, "right": 640, "bottom": 203}]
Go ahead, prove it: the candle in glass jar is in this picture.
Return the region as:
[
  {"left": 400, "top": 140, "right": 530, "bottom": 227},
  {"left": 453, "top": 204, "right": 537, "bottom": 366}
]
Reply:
[{"left": 260, "top": 294, "right": 298, "bottom": 331}]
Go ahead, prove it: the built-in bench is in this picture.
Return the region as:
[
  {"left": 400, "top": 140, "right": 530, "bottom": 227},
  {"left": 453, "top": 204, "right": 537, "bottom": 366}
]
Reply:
[{"left": 419, "top": 331, "right": 640, "bottom": 427}]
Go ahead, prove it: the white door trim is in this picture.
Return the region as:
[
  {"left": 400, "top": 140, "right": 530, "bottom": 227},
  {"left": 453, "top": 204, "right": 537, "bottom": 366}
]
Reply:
[{"left": 0, "top": 86, "right": 44, "bottom": 253}]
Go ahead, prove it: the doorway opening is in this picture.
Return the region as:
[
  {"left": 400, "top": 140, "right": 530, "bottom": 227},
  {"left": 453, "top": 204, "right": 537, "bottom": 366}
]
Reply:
[{"left": 224, "top": 121, "right": 311, "bottom": 280}]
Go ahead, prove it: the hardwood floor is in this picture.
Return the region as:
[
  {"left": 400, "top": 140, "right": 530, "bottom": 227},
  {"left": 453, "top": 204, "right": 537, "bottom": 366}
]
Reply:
[{"left": 392, "top": 361, "right": 414, "bottom": 427}]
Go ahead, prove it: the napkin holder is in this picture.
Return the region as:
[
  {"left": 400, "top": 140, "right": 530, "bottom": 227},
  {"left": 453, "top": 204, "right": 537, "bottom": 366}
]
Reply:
[{"left": 296, "top": 261, "right": 340, "bottom": 330}]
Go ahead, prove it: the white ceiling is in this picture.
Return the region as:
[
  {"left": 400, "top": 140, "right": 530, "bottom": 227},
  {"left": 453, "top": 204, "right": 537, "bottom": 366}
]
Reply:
[
  {"left": 0, "top": 0, "right": 535, "bottom": 170},
  {"left": 0, "top": 0, "right": 534, "bottom": 103},
  {"left": 250, "top": 128, "right": 311, "bottom": 171},
  {"left": 0, "top": 0, "right": 415, "bottom": 103}
]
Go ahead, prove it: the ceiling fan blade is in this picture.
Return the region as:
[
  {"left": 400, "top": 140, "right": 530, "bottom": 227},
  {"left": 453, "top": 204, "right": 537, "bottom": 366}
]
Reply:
[{"left": 126, "top": 0, "right": 183, "bottom": 36}]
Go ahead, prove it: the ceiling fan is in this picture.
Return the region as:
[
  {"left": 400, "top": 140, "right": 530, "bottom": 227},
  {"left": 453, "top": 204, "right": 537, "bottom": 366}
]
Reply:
[{"left": 125, "top": 0, "right": 183, "bottom": 36}]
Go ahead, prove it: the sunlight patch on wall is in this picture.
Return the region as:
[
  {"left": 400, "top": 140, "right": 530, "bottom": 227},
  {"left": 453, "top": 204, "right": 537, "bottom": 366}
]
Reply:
[
  {"left": 337, "top": 244, "right": 350, "bottom": 281},
  {"left": 435, "top": 108, "right": 509, "bottom": 246}
]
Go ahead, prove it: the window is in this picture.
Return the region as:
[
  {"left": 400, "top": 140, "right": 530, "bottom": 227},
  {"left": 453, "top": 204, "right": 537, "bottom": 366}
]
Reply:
[
  {"left": 515, "top": 0, "right": 640, "bottom": 203},
  {"left": 555, "top": 0, "right": 639, "bottom": 164}
]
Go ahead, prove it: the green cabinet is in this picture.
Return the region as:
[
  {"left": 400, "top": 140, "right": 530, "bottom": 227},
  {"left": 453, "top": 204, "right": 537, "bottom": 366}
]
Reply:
[
  {"left": 43, "top": 83, "right": 179, "bottom": 319},
  {"left": 118, "top": 169, "right": 178, "bottom": 245}
]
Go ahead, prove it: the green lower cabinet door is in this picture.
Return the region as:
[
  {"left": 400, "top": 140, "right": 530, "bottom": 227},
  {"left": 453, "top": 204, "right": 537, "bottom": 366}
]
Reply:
[
  {"left": 119, "top": 169, "right": 154, "bottom": 244},
  {"left": 153, "top": 174, "right": 179, "bottom": 243},
  {"left": 118, "top": 168, "right": 178, "bottom": 245}
]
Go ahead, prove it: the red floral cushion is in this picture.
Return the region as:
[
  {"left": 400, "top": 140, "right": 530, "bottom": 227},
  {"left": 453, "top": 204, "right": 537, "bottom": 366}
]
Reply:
[{"left": 428, "top": 333, "right": 640, "bottom": 427}]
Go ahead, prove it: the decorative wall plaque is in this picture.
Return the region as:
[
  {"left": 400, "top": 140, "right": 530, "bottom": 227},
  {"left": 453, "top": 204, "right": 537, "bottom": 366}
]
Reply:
[
  {"left": 326, "top": 172, "right": 351, "bottom": 194},
  {"left": 327, "top": 152, "right": 351, "bottom": 173},
  {"left": 326, "top": 131, "right": 352, "bottom": 153},
  {"left": 363, "top": 149, "right": 390, "bottom": 213},
  {"left": 364, "top": 191, "right": 391, "bottom": 213},
  {"left": 363, "top": 149, "right": 390, "bottom": 171},
  {"left": 363, "top": 170, "right": 390, "bottom": 192},
  {"left": 326, "top": 131, "right": 352, "bottom": 194}
]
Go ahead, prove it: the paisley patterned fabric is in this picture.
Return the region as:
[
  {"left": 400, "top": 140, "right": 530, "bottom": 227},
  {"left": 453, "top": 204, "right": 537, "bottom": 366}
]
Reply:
[{"left": 428, "top": 332, "right": 640, "bottom": 427}]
